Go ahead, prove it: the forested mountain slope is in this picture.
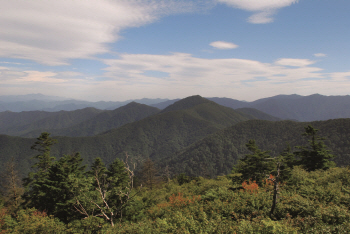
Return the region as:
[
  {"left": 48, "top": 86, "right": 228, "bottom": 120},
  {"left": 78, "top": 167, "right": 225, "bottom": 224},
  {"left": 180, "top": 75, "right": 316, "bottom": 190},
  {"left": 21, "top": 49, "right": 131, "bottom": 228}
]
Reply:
[
  {"left": 0, "top": 96, "right": 253, "bottom": 176},
  {"left": 165, "top": 118, "right": 350, "bottom": 177},
  {"left": 22, "top": 102, "right": 160, "bottom": 137},
  {"left": 0, "top": 108, "right": 105, "bottom": 136},
  {"left": 0, "top": 103, "right": 159, "bottom": 137},
  {"left": 249, "top": 94, "right": 350, "bottom": 121},
  {"left": 235, "top": 108, "right": 281, "bottom": 121},
  {"left": 184, "top": 94, "right": 350, "bottom": 121}
]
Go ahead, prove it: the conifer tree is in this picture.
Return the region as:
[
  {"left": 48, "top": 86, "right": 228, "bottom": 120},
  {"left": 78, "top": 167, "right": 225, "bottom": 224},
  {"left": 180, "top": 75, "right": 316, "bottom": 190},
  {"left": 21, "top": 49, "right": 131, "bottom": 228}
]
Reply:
[
  {"left": 43, "top": 152, "right": 87, "bottom": 222},
  {"left": 279, "top": 143, "right": 297, "bottom": 181},
  {"left": 23, "top": 132, "right": 57, "bottom": 209},
  {"left": 295, "top": 125, "right": 336, "bottom": 171},
  {"left": 106, "top": 158, "right": 130, "bottom": 212},
  {"left": 0, "top": 157, "right": 24, "bottom": 215},
  {"left": 140, "top": 158, "right": 158, "bottom": 190},
  {"left": 88, "top": 157, "right": 108, "bottom": 190},
  {"left": 233, "top": 139, "right": 275, "bottom": 185}
]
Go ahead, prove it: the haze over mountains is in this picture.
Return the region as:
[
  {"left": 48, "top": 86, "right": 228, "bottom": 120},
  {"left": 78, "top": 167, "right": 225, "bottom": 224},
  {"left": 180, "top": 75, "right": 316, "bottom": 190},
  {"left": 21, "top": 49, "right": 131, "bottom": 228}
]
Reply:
[
  {"left": 2, "top": 93, "right": 350, "bottom": 121},
  {"left": 1, "top": 94, "right": 350, "bottom": 179},
  {"left": 0, "top": 94, "right": 168, "bottom": 112}
]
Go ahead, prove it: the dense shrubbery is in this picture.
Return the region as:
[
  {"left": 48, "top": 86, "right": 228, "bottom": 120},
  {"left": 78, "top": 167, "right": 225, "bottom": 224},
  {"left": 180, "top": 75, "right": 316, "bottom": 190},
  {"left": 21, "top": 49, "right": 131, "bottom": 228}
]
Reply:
[{"left": 1, "top": 167, "right": 350, "bottom": 233}]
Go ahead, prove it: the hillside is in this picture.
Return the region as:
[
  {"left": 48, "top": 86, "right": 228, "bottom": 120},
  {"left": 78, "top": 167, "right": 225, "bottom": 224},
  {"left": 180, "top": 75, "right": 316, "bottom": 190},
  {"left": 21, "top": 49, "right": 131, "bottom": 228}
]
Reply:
[
  {"left": 165, "top": 118, "right": 350, "bottom": 177},
  {"left": 23, "top": 102, "right": 160, "bottom": 137},
  {"left": 0, "top": 103, "right": 160, "bottom": 137},
  {"left": 0, "top": 108, "right": 106, "bottom": 137},
  {"left": 0, "top": 96, "right": 253, "bottom": 176},
  {"left": 3, "top": 93, "right": 350, "bottom": 121},
  {"left": 161, "top": 94, "right": 350, "bottom": 121},
  {"left": 250, "top": 94, "right": 350, "bottom": 121},
  {"left": 235, "top": 108, "right": 281, "bottom": 121}
]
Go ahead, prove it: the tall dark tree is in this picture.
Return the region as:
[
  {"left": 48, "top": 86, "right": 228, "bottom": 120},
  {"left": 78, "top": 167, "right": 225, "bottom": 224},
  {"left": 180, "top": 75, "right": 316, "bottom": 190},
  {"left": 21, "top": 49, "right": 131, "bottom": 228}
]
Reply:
[
  {"left": 107, "top": 158, "right": 129, "bottom": 189},
  {"left": 140, "top": 158, "right": 159, "bottom": 190},
  {"left": 232, "top": 140, "right": 275, "bottom": 185},
  {"left": 43, "top": 152, "right": 87, "bottom": 222},
  {"left": 295, "top": 125, "right": 336, "bottom": 171},
  {"left": 0, "top": 157, "right": 24, "bottom": 215},
  {"left": 88, "top": 157, "right": 108, "bottom": 190},
  {"left": 30, "top": 132, "right": 57, "bottom": 172},
  {"left": 106, "top": 157, "right": 130, "bottom": 211},
  {"left": 279, "top": 143, "right": 297, "bottom": 181},
  {"left": 23, "top": 132, "right": 57, "bottom": 209}
]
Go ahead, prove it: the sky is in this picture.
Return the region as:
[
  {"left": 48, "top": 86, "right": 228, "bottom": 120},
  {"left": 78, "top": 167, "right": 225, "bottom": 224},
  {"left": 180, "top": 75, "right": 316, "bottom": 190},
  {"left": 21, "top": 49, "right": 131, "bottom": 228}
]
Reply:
[{"left": 0, "top": 0, "right": 350, "bottom": 102}]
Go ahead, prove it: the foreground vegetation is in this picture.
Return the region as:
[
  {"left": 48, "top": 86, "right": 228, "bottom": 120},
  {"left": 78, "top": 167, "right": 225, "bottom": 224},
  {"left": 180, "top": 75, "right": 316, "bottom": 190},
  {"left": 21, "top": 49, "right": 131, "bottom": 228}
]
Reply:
[
  {"left": 1, "top": 166, "right": 350, "bottom": 233},
  {"left": 1, "top": 125, "right": 350, "bottom": 233}
]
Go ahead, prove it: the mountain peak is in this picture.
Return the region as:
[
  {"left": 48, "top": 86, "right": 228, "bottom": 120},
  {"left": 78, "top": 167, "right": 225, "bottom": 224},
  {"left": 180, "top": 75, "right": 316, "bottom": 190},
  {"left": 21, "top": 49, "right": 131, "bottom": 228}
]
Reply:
[{"left": 161, "top": 95, "right": 210, "bottom": 113}]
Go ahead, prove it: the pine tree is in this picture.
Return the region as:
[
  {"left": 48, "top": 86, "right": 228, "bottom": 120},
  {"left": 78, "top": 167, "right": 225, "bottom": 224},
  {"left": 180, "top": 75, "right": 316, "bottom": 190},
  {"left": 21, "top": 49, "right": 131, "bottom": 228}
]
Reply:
[
  {"left": 107, "top": 158, "right": 129, "bottom": 189},
  {"left": 279, "top": 143, "right": 297, "bottom": 181},
  {"left": 106, "top": 158, "right": 130, "bottom": 212},
  {"left": 23, "top": 132, "right": 57, "bottom": 209},
  {"left": 140, "top": 158, "right": 158, "bottom": 190},
  {"left": 43, "top": 152, "right": 87, "bottom": 222},
  {"left": 295, "top": 125, "right": 336, "bottom": 171},
  {"left": 0, "top": 157, "right": 24, "bottom": 215},
  {"left": 88, "top": 157, "right": 108, "bottom": 190},
  {"left": 233, "top": 139, "right": 275, "bottom": 185}
]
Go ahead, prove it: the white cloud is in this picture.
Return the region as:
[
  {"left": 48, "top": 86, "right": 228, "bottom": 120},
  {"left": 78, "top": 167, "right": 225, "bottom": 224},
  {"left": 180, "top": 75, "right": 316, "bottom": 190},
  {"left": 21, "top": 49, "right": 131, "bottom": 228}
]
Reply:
[
  {"left": 1, "top": 53, "right": 350, "bottom": 101},
  {"left": 100, "top": 53, "right": 326, "bottom": 101},
  {"left": 0, "top": 0, "right": 197, "bottom": 65},
  {"left": 314, "top": 53, "right": 327, "bottom": 57},
  {"left": 217, "top": 0, "right": 299, "bottom": 23},
  {"left": 329, "top": 71, "right": 350, "bottom": 81},
  {"left": 210, "top": 41, "right": 238, "bottom": 49},
  {"left": 275, "top": 58, "right": 316, "bottom": 67}
]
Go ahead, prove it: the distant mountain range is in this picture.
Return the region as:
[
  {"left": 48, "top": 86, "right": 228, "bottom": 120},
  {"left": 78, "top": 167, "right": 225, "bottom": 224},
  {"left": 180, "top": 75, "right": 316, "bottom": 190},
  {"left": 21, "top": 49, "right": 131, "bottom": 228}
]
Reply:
[
  {"left": 0, "top": 94, "right": 168, "bottom": 112},
  {"left": 2, "top": 93, "right": 350, "bottom": 121},
  {"left": 0, "top": 95, "right": 279, "bottom": 176},
  {"left": 1, "top": 94, "right": 350, "bottom": 179},
  {"left": 0, "top": 96, "right": 278, "bottom": 138}
]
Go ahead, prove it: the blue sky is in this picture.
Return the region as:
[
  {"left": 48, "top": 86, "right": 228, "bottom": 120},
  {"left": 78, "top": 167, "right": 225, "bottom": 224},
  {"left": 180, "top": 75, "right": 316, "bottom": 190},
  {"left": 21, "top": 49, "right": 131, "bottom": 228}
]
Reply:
[{"left": 0, "top": 0, "right": 349, "bottom": 102}]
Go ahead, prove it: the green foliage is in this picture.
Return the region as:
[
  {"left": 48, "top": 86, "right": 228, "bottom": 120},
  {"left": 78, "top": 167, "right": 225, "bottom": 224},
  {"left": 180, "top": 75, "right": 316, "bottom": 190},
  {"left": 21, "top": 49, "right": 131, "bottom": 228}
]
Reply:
[
  {"left": 30, "top": 132, "right": 57, "bottom": 171},
  {"left": 67, "top": 216, "right": 105, "bottom": 234},
  {"left": 22, "top": 132, "right": 57, "bottom": 210},
  {"left": 0, "top": 157, "right": 24, "bottom": 216},
  {"left": 233, "top": 139, "right": 275, "bottom": 185},
  {"left": 42, "top": 152, "right": 86, "bottom": 222},
  {"left": 295, "top": 125, "right": 336, "bottom": 171},
  {"left": 1, "top": 208, "right": 66, "bottom": 233},
  {"left": 176, "top": 173, "right": 192, "bottom": 185},
  {"left": 0, "top": 103, "right": 159, "bottom": 138}
]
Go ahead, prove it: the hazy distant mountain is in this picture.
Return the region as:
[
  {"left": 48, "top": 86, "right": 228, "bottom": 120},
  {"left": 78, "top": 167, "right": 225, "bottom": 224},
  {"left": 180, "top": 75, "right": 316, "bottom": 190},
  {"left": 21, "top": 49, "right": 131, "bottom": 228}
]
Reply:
[
  {"left": 25, "top": 102, "right": 160, "bottom": 137},
  {"left": 0, "top": 108, "right": 105, "bottom": 136},
  {"left": 207, "top": 97, "right": 248, "bottom": 109},
  {"left": 151, "top": 94, "right": 350, "bottom": 121},
  {"left": 1, "top": 103, "right": 160, "bottom": 137},
  {"left": 249, "top": 94, "right": 350, "bottom": 121},
  {"left": 151, "top": 99, "right": 180, "bottom": 109},
  {"left": 0, "top": 93, "right": 69, "bottom": 102},
  {"left": 4, "top": 93, "right": 350, "bottom": 122},
  {"left": 0, "top": 94, "right": 168, "bottom": 112},
  {"left": 235, "top": 108, "right": 281, "bottom": 121},
  {"left": 208, "top": 94, "right": 350, "bottom": 121}
]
